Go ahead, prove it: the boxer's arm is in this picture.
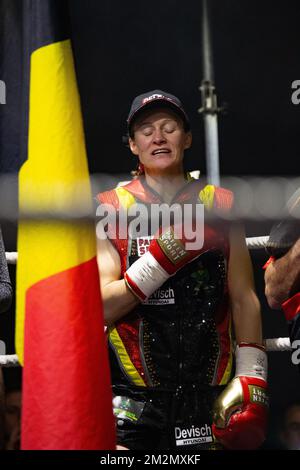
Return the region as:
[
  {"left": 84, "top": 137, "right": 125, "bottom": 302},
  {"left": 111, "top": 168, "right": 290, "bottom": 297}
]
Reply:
[
  {"left": 265, "top": 238, "right": 300, "bottom": 309},
  {"left": 228, "top": 223, "right": 262, "bottom": 344},
  {"left": 212, "top": 224, "right": 267, "bottom": 450},
  {"left": 97, "top": 235, "right": 139, "bottom": 327}
]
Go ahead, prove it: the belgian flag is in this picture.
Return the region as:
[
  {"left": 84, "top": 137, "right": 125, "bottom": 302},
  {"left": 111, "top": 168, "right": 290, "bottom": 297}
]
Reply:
[{"left": 14, "top": 1, "right": 115, "bottom": 449}]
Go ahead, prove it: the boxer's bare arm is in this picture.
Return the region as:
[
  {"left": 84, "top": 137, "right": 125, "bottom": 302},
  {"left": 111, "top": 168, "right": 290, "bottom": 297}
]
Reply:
[
  {"left": 264, "top": 238, "right": 300, "bottom": 309},
  {"left": 228, "top": 224, "right": 262, "bottom": 344},
  {"left": 97, "top": 235, "right": 140, "bottom": 327}
]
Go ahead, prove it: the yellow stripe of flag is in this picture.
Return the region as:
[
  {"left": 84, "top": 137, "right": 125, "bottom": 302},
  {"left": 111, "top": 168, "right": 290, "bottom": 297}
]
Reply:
[{"left": 16, "top": 40, "right": 95, "bottom": 364}]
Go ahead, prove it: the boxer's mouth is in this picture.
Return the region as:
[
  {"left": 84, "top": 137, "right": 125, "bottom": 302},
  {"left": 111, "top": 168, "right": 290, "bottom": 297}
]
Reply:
[{"left": 152, "top": 148, "right": 171, "bottom": 155}]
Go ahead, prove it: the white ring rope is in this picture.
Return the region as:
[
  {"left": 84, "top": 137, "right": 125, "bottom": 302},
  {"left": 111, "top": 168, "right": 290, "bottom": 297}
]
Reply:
[
  {"left": 0, "top": 337, "right": 292, "bottom": 368},
  {"left": 245, "top": 236, "right": 269, "bottom": 250},
  {"left": 0, "top": 354, "right": 20, "bottom": 367},
  {"left": 5, "top": 252, "right": 18, "bottom": 264},
  {"left": 4, "top": 237, "right": 268, "bottom": 266},
  {"left": 264, "top": 337, "right": 291, "bottom": 352}
]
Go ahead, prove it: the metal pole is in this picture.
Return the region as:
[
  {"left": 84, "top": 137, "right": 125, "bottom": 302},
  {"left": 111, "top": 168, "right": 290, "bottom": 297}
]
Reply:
[
  {"left": 202, "top": 0, "right": 214, "bottom": 83},
  {"left": 199, "top": 0, "right": 221, "bottom": 186}
]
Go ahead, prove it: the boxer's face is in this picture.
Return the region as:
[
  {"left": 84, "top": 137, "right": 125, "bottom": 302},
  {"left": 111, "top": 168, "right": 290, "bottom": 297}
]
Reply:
[{"left": 129, "top": 108, "right": 192, "bottom": 175}]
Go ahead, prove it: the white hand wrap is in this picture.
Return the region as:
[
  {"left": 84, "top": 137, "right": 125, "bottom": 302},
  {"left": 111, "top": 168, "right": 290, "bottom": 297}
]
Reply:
[
  {"left": 235, "top": 344, "right": 268, "bottom": 382},
  {"left": 125, "top": 250, "right": 170, "bottom": 299}
]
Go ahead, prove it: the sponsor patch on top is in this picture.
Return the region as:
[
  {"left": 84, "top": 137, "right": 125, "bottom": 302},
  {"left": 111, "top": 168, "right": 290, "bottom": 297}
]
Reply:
[
  {"left": 143, "top": 287, "right": 175, "bottom": 305},
  {"left": 175, "top": 424, "right": 213, "bottom": 447},
  {"left": 137, "top": 236, "right": 153, "bottom": 256},
  {"left": 158, "top": 229, "right": 188, "bottom": 264}
]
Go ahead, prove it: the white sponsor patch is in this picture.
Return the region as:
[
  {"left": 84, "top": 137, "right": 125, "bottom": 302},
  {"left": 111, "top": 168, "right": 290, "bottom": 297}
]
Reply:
[
  {"left": 175, "top": 425, "right": 213, "bottom": 447},
  {"left": 176, "top": 437, "right": 212, "bottom": 446},
  {"left": 143, "top": 287, "right": 175, "bottom": 305}
]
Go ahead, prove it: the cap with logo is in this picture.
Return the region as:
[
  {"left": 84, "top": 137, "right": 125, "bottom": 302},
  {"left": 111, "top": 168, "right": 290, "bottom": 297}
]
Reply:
[{"left": 127, "top": 90, "right": 190, "bottom": 137}]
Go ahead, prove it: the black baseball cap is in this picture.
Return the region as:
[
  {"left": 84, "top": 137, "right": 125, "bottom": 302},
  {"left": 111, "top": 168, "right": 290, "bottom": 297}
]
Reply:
[{"left": 127, "top": 90, "right": 190, "bottom": 137}]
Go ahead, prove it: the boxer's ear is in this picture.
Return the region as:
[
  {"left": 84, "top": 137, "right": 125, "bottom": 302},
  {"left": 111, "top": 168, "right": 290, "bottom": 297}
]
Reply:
[
  {"left": 129, "top": 138, "right": 139, "bottom": 156},
  {"left": 184, "top": 131, "right": 192, "bottom": 150}
]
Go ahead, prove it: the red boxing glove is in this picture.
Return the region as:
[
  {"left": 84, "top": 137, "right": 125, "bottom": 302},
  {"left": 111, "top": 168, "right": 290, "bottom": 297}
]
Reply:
[
  {"left": 124, "top": 223, "right": 220, "bottom": 301},
  {"left": 212, "top": 343, "right": 268, "bottom": 450}
]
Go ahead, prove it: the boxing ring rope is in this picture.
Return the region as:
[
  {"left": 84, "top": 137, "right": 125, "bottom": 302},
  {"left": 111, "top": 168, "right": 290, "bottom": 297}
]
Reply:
[
  {"left": 1, "top": 236, "right": 292, "bottom": 367},
  {"left": 0, "top": 337, "right": 292, "bottom": 368},
  {"left": 4, "top": 237, "right": 269, "bottom": 266},
  {"left": 5, "top": 252, "right": 18, "bottom": 265},
  {"left": 0, "top": 354, "right": 20, "bottom": 367},
  {"left": 245, "top": 236, "right": 270, "bottom": 250},
  {"left": 264, "top": 337, "right": 291, "bottom": 352}
]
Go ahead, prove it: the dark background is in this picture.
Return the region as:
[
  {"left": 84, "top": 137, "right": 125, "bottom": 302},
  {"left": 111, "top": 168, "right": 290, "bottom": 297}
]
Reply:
[
  {"left": 1, "top": 0, "right": 300, "bottom": 448},
  {"left": 69, "top": 0, "right": 300, "bottom": 177}
]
